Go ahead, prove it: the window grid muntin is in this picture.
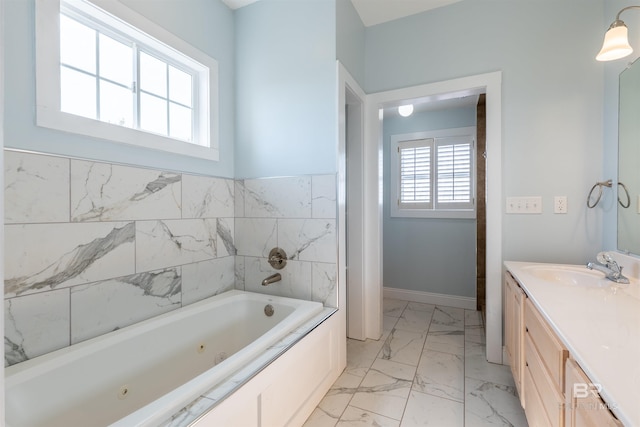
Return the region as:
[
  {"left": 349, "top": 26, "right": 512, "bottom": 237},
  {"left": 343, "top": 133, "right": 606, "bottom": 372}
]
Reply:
[{"left": 59, "top": 6, "right": 196, "bottom": 143}]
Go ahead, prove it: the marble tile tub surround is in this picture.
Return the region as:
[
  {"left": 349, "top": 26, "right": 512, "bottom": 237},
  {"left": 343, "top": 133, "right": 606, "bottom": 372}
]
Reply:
[
  {"left": 4, "top": 150, "right": 338, "bottom": 366},
  {"left": 234, "top": 175, "right": 338, "bottom": 307}
]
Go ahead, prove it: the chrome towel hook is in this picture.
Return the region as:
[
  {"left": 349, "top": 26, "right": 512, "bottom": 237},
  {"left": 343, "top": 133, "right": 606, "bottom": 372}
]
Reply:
[{"left": 587, "top": 179, "right": 612, "bottom": 208}]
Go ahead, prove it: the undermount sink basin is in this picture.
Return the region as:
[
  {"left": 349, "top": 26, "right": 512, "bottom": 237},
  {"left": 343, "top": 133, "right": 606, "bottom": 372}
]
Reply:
[{"left": 521, "top": 264, "right": 612, "bottom": 288}]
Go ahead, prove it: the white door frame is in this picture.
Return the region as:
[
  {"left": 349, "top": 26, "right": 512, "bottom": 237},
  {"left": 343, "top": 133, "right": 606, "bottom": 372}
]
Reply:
[
  {"left": 337, "top": 62, "right": 368, "bottom": 341},
  {"left": 1, "top": 0, "right": 6, "bottom": 416},
  {"left": 364, "top": 72, "right": 504, "bottom": 362}
]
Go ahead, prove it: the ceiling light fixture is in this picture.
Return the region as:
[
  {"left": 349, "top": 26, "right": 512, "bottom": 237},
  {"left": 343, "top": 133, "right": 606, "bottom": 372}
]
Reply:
[
  {"left": 398, "top": 104, "right": 414, "bottom": 117},
  {"left": 597, "top": 6, "right": 640, "bottom": 61}
]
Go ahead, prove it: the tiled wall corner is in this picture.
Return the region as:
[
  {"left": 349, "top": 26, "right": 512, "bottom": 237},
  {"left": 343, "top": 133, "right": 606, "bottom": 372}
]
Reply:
[
  {"left": 4, "top": 150, "right": 236, "bottom": 366},
  {"left": 235, "top": 175, "right": 338, "bottom": 308}
]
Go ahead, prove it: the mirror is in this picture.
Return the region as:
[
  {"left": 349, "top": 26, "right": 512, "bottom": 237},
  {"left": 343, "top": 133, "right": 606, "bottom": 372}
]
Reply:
[{"left": 618, "top": 57, "right": 640, "bottom": 255}]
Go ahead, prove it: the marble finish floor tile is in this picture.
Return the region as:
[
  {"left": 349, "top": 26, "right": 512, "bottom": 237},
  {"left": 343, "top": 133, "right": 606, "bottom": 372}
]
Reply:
[
  {"left": 379, "top": 328, "right": 426, "bottom": 366},
  {"left": 337, "top": 406, "right": 400, "bottom": 427},
  {"left": 401, "top": 390, "right": 464, "bottom": 427},
  {"left": 306, "top": 299, "right": 528, "bottom": 427},
  {"left": 413, "top": 349, "right": 464, "bottom": 402},
  {"left": 394, "top": 306, "right": 433, "bottom": 333},
  {"left": 424, "top": 330, "right": 465, "bottom": 356},
  {"left": 384, "top": 298, "right": 409, "bottom": 318},
  {"left": 346, "top": 337, "right": 387, "bottom": 378},
  {"left": 312, "top": 371, "right": 363, "bottom": 422},
  {"left": 349, "top": 359, "right": 415, "bottom": 420},
  {"left": 465, "top": 341, "right": 516, "bottom": 387},
  {"left": 465, "top": 377, "right": 528, "bottom": 426}
]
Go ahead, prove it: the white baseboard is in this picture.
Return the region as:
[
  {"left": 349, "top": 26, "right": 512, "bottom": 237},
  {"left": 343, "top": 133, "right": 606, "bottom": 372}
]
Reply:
[{"left": 383, "top": 286, "right": 477, "bottom": 310}]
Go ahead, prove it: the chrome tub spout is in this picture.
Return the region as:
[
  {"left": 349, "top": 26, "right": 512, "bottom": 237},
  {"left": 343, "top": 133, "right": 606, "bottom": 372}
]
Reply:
[{"left": 262, "top": 273, "right": 282, "bottom": 286}]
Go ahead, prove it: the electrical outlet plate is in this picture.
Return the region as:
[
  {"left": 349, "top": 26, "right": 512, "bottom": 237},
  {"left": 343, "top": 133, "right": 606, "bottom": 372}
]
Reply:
[
  {"left": 554, "top": 196, "right": 568, "bottom": 214},
  {"left": 506, "top": 196, "right": 542, "bottom": 214}
]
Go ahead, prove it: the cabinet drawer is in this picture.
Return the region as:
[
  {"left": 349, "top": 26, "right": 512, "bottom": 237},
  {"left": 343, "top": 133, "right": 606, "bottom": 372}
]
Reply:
[
  {"left": 524, "top": 362, "right": 552, "bottom": 427},
  {"left": 524, "top": 298, "right": 568, "bottom": 391},
  {"left": 525, "top": 335, "right": 564, "bottom": 427}
]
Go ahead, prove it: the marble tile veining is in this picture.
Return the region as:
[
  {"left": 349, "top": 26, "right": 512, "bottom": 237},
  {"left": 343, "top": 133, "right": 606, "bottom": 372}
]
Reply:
[
  {"left": 70, "top": 160, "right": 182, "bottom": 221},
  {"left": 182, "top": 175, "right": 234, "bottom": 219},
  {"left": 4, "top": 289, "right": 70, "bottom": 366},
  {"left": 311, "top": 174, "right": 337, "bottom": 219},
  {"left": 135, "top": 219, "right": 217, "bottom": 272},
  {"left": 182, "top": 257, "right": 235, "bottom": 305},
  {"left": 349, "top": 358, "right": 415, "bottom": 420},
  {"left": 414, "top": 349, "right": 464, "bottom": 402},
  {"left": 278, "top": 219, "right": 336, "bottom": 263},
  {"left": 464, "top": 377, "right": 528, "bottom": 427},
  {"left": 5, "top": 222, "right": 136, "bottom": 297},
  {"left": 243, "top": 176, "right": 312, "bottom": 218},
  {"left": 380, "top": 328, "right": 425, "bottom": 366},
  {"left": 70, "top": 268, "right": 181, "bottom": 343},
  {"left": 303, "top": 298, "right": 528, "bottom": 427},
  {"left": 5, "top": 150, "right": 70, "bottom": 223}
]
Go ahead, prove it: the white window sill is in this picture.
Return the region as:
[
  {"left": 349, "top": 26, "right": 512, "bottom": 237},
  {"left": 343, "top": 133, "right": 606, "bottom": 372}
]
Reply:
[
  {"left": 37, "top": 107, "right": 219, "bottom": 161},
  {"left": 391, "top": 208, "right": 476, "bottom": 219}
]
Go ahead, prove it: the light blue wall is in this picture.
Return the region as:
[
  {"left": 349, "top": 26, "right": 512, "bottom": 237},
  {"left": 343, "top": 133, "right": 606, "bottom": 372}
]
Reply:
[
  {"left": 3, "top": 0, "right": 235, "bottom": 178},
  {"left": 234, "top": 0, "right": 337, "bottom": 178},
  {"left": 383, "top": 107, "right": 477, "bottom": 297},
  {"left": 336, "top": 0, "right": 365, "bottom": 87},
  {"left": 367, "top": 0, "right": 605, "bottom": 264}
]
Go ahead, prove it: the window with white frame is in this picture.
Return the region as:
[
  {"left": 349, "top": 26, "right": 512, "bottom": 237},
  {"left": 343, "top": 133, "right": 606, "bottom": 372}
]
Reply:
[
  {"left": 391, "top": 127, "right": 476, "bottom": 219},
  {"left": 35, "top": 0, "right": 219, "bottom": 161}
]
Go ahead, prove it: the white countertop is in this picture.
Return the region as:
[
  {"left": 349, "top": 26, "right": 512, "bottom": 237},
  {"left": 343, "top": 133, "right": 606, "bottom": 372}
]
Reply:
[{"left": 505, "top": 261, "right": 640, "bottom": 427}]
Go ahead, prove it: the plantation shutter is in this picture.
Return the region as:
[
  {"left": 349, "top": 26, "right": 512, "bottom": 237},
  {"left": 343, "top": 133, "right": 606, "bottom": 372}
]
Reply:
[
  {"left": 398, "top": 138, "right": 433, "bottom": 209},
  {"left": 436, "top": 136, "right": 474, "bottom": 210}
]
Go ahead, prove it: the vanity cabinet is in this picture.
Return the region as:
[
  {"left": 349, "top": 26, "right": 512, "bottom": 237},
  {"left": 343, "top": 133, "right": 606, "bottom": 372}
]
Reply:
[
  {"left": 504, "top": 262, "right": 634, "bottom": 427},
  {"left": 523, "top": 297, "right": 568, "bottom": 427},
  {"left": 504, "top": 272, "right": 525, "bottom": 406},
  {"left": 564, "top": 358, "right": 622, "bottom": 427}
]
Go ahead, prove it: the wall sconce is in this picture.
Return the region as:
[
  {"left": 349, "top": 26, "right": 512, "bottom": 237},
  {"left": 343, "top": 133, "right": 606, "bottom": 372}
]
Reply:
[{"left": 597, "top": 6, "right": 640, "bottom": 61}]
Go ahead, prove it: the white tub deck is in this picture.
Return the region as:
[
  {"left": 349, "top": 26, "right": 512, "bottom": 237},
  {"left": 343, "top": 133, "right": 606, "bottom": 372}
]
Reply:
[{"left": 5, "top": 290, "right": 326, "bottom": 427}]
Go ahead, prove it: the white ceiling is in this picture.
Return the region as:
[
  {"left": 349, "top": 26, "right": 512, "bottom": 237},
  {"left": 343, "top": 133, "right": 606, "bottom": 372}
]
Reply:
[
  {"left": 350, "top": 0, "right": 461, "bottom": 27},
  {"left": 221, "top": 0, "right": 462, "bottom": 27}
]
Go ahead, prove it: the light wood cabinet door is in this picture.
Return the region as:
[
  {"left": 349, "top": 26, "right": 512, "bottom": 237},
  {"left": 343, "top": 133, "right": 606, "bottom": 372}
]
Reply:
[
  {"left": 564, "top": 358, "right": 622, "bottom": 427},
  {"left": 504, "top": 272, "right": 525, "bottom": 406}
]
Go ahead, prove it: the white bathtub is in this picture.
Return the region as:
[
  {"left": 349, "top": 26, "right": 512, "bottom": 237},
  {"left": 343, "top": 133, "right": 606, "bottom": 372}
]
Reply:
[{"left": 5, "top": 290, "right": 325, "bottom": 427}]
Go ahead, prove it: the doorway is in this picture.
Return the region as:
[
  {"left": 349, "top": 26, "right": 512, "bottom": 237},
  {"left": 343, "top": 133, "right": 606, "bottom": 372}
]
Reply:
[
  {"left": 381, "top": 95, "right": 481, "bottom": 311},
  {"left": 364, "top": 72, "right": 503, "bottom": 363}
]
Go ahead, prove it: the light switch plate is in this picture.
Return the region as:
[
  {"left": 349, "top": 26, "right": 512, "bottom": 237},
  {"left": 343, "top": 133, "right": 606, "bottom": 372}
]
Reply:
[{"left": 506, "top": 196, "right": 542, "bottom": 214}]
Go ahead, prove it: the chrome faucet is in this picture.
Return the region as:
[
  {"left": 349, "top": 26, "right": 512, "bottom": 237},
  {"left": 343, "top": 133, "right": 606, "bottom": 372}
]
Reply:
[
  {"left": 586, "top": 252, "right": 630, "bottom": 284},
  {"left": 261, "top": 273, "right": 282, "bottom": 286}
]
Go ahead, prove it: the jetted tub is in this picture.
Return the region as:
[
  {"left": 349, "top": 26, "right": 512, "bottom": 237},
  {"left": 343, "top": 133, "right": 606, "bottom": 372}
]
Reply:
[{"left": 5, "top": 290, "right": 325, "bottom": 427}]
